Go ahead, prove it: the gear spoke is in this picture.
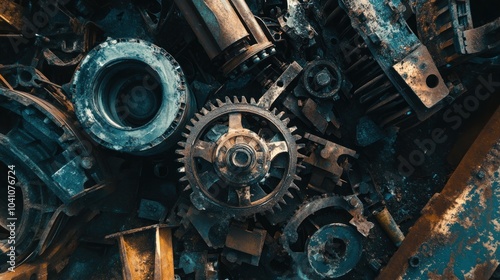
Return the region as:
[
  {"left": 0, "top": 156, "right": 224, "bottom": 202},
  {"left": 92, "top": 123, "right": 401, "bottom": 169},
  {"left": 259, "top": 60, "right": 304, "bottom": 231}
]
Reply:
[
  {"left": 236, "top": 187, "right": 252, "bottom": 206},
  {"left": 193, "top": 140, "right": 216, "bottom": 162},
  {"left": 228, "top": 112, "right": 243, "bottom": 131},
  {"left": 199, "top": 171, "right": 220, "bottom": 189},
  {"left": 268, "top": 141, "right": 289, "bottom": 160},
  {"left": 251, "top": 183, "right": 267, "bottom": 200}
]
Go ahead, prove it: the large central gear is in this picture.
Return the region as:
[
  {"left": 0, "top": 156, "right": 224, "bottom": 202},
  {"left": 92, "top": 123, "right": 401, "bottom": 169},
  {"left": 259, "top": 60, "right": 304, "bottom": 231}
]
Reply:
[{"left": 177, "top": 96, "right": 302, "bottom": 217}]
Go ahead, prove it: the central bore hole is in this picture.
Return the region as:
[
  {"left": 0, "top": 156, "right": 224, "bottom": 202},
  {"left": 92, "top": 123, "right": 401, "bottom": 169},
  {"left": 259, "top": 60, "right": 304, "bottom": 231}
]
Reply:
[
  {"left": 95, "top": 60, "right": 163, "bottom": 129},
  {"left": 324, "top": 238, "right": 347, "bottom": 261},
  {"left": 232, "top": 149, "right": 251, "bottom": 168}
]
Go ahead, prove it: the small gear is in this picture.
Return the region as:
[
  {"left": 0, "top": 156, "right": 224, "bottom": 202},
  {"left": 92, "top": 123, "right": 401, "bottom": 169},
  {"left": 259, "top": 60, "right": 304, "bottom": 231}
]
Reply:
[
  {"left": 281, "top": 195, "right": 372, "bottom": 279},
  {"left": 176, "top": 96, "right": 303, "bottom": 217}
]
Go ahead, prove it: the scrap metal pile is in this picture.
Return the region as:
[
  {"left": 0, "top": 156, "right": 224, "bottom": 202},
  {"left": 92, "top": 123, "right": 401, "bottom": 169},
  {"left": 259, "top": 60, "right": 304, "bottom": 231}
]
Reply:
[{"left": 1, "top": 0, "right": 499, "bottom": 279}]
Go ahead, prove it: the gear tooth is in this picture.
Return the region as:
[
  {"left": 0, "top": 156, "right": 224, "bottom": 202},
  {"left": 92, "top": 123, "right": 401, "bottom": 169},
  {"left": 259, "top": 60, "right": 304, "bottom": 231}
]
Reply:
[
  {"left": 190, "top": 118, "right": 198, "bottom": 124},
  {"left": 195, "top": 113, "right": 203, "bottom": 120},
  {"left": 297, "top": 164, "right": 306, "bottom": 169},
  {"left": 297, "top": 143, "right": 306, "bottom": 149},
  {"left": 176, "top": 158, "right": 184, "bottom": 163},
  {"left": 271, "top": 108, "right": 277, "bottom": 114},
  {"left": 209, "top": 102, "right": 217, "bottom": 110},
  {"left": 178, "top": 141, "right": 186, "bottom": 148},
  {"left": 267, "top": 207, "right": 275, "bottom": 215},
  {"left": 225, "top": 96, "right": 232, "bottom": 104},
  {"left": 287, "top": 126, "right": 296, "bottom": 133},
  {"left": 186, "top": 125, "right": 193, "bottom": 132},
  {"left": 298, "top": 153, "right": 307, "bottom": 159},
  {"left": 177, "top": 167, "right": 186, "bottom": 173},
  {"left": 291, "top": 183, "right": 300, "bottom": 190},
  {"left": 179, "top": 176, "right": 188, "bottom": 182},
  {"left": 241, "top": 96, "right": 248, "bottom": 103},
  {"left": 282, "top": 118, "right": 290, "bottom": 125},
  {"left": 250, "top": 97, "right": 257, "bottom": 104},
  {"left": 183, "top": 185, "right": 191, "bottom": 191},
  {"left": 285, "top": 191, "right": 295, "bottom": 198},
  {"left": 279, "top": 198, "right": 287, "bottom": 205},
  {"left": 182, "top": 132, "right": 190, "bottom": 138},
  {"left": 233, "top": 96, "right": 240, "bottom": 103},
  {"left": 216, "top": 99, "right": 224, "bottom": 106},
  {"left": 175, "top": 149, "right": 185, "bottom": 155},
  {"left": 277, "top": 111, "right": 285, "bottom": 118},
  {"left": 293, "top": 174, "right": 301, "bottom": 181},
  {"left": 201, "top": 107, "right": 209, "bottom": 115},
  {"left": 274, "top": 203, "right": 282, "bottom": 211}
]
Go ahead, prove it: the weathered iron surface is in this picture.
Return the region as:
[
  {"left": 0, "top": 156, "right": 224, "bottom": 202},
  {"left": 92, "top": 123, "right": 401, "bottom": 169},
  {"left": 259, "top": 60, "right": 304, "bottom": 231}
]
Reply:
[
  {"left": 378, "top": 106, "right": 500, "bottom": 279},
  {"left": 107, "top": 224, "right": 175, "bottom": 280}
]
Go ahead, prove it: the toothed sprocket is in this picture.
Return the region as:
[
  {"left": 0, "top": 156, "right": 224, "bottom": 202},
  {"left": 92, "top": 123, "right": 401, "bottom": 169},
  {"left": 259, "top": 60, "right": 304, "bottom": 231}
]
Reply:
[{"left": 177, "top": 96, "right": 302, "bottom": 217}]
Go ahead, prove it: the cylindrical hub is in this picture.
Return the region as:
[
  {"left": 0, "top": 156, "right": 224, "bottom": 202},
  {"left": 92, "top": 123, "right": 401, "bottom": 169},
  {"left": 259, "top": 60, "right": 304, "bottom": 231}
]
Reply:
[
  {"left": 174, "top": 0, "right": 274, "bottom": 75},
  {"left": 72, "top": 39, "right": 195, "bottom": 155}
]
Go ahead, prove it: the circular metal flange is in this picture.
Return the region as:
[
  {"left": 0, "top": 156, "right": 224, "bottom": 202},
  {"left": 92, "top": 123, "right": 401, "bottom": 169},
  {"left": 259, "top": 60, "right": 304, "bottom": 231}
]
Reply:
[
  {"left": 306, "top": 223, "right": 363, "bottom": 278},
  {"left": 302, "top": 60, "right": 342, "bottom": 99},
  {"left": 177, "top": 96, "right": 302, "bottom": 217},
  {"left": 72, "top": 38, "right": 194, "bottom": 155}
]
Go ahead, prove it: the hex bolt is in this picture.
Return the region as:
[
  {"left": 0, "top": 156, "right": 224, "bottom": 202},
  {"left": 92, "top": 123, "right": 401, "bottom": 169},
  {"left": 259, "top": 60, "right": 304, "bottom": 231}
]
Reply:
[{"left": 81, "top": 157, "right": 94, "bottom": 170}]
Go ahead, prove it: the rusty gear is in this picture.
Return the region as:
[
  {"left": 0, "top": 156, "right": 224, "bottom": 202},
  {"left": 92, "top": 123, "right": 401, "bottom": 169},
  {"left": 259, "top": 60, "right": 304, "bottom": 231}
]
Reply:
[{"left": 176, "top": 96, "right": 302, "bottom": 217}]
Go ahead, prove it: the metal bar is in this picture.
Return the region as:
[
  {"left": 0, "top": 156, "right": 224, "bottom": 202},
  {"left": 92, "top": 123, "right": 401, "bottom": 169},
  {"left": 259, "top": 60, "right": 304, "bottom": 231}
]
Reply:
[{"left": 378, "top": 105, "right": 500, "bottom": 279}]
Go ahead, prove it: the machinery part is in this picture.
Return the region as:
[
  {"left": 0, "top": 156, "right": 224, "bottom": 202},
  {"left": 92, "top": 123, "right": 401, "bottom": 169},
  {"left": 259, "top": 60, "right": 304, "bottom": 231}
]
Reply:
[
  {"left": 0, "top": 160, "right": 58, "bottom": 271},
  {"left": 415, "top": 0, "right": 473, "bottom": 66},
  {"left": 306, "top": 223, "right": 363, "bottom": 278},
  {"left": 416, "top": 0, "right": 500, "bottom": 65},
  {"left": 0, "top": 0, "right": 23, "bottom": 31},
  {"left": 321, "top": 0, "right": 449, "bottom": 128},
  {"left": 0, "top": 87, "right": 103, "bottom": 203},
  {"left": 0, "top": 210, "right": 98, "bottom": 279},
  {"left": 339, "top": 0, "right": 449, "bottom": 109},
  {"left": 138, "top": 199, "right": 168, "bottom": 222},
  {"left": 107, "top": 224, "right": 175, "bottom": 280},
  {"left": 72, "top": 38, "right": 195, "bottom": 155},
  {"left": 303, "top": 133, "right": 358, "bottom": 191},
  {"left": 281, "top": 195, "right": 372, "bottom": 278},
  {"left": 184, "top": 206, "right": 230, "bottom": 249},
  {"left": 0, "top": 86, "right": 106, "bottom": 270},
  {"left": 222, "top": 225, "right": 267, "bottom": 266},
  {"left": 377, "top": 106, "right": 500, "bottom": 279},
  {"left": 373, "top": 207, "right": 405, "bottom": 247},
  {"left": 174, "top": 0, "right": 275, "bottom": 76},
  {"left": 278, "top": 0, "right": 317, "bottom": 50},
  {"left": 302, "top": 60, "right": 343, "bottom": 99},
  {"left": 257, "top": 61, "right": 303, "bottom": 109},
  {"left": 0, "top": 65, "right": 74, "bottom": 111},
  {"left": 177, "top": 96, "right": 302, "bottom": 217}
]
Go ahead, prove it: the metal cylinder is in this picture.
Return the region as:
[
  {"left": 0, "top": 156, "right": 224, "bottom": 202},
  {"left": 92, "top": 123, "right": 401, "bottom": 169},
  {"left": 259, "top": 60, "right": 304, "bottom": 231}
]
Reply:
[
  {"left": 174, "top": 0, "right": 249, "bottom": 60},
  {"left": 174, "top": 0, "right": 274, "bottom": 75},
  {"left": 374, "top": 207, "right": 405, "bottom": 246},
  {"left": 72, "top": 39, "right": 195, "bottom": 155}
]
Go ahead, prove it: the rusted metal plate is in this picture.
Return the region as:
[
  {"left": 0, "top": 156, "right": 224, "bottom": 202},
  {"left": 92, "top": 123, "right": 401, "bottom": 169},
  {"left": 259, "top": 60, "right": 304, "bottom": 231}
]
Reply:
[
  {"left": 257, "top": 62, "right": 303, "bottom": 109},
  {"left": 393, "top": 44, "right": 450, "bottom": 108},
  {"left": 107, "top": 224, "right": 175, "bottom": 280},
  {"left": 0, "top": 0, "right": 24, "bottom": 31},
  {"left": 378, "top": 106, "right": 500, "bottom": 279}
]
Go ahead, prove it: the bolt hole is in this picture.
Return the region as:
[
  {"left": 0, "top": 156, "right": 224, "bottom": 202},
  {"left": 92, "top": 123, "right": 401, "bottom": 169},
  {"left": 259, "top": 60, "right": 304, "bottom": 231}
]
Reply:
[
  {"left": 277, "top": 80, "right": 284, "bottom": 87},
  {"left": 20, "top": 70, "right": 33, "bottom": 82},
  {"left": 409, "top": 256, "right": 420, "bottom": 267},
  {"left": 426, "top": 74, "right": 439, "bottom": 88}
]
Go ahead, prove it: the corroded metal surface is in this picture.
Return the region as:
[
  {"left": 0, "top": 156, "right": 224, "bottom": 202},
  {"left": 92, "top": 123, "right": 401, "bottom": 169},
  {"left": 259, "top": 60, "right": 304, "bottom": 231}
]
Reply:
[{"left": 378, "top": 106, "right": 500, "bottom": 279}]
